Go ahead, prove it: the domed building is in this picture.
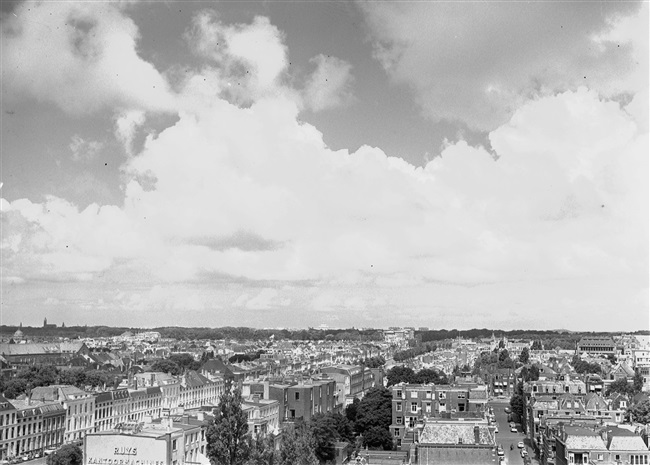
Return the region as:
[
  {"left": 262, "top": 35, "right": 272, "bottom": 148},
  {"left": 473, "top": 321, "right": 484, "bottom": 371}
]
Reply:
[{"left": 12, "top": 323, "right": 24, "bottom": 342}]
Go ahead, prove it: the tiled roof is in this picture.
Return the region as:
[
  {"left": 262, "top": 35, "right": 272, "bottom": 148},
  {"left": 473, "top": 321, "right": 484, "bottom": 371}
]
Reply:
[
  {"left": 564, "top": 432, "right": 607, "bottom": 451},
  {"left": 419, "top": 422, "right": 494, "bottom": 446},
  {"left": 608, "top": 435, "right": 648, "bottom": 451},
  {"left": 578, "top": 337, "right": 615, "bottom": 346}
]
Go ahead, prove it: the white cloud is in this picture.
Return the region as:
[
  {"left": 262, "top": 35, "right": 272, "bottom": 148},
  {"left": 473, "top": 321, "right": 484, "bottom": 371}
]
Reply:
[
  {"left": 1, "top": 8, "right": 647, "bottom": 328},
  {"left": 115, "top": 110, "right": 146, "bottom": 156},
  {"left": 185, "top": 11, "right": 290, "bottom": 103},
  {"left": 1, "top": 1, "right": 176, "bottom": 114},
  {"left": 69, "top": 135, "right": 104, "bottom": 162},
  {"left": 359, "top": 1, "right": 646, "bottom": 130},
  {"left": 303, "top": 54, "right": 354, "bottom": 111}
]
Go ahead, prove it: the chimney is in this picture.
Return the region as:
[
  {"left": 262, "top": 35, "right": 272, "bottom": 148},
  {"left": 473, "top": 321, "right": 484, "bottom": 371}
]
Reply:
[{"left": 474, "top": 425, "right": 480, "bottom": 444}]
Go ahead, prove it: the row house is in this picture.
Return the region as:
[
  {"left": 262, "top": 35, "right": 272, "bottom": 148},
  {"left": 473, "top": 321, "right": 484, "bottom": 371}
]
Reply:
[
  {"left": 391, "top": 384, "right": 435, "bottom": 446},
  {"left": 178, "top": 371, "right": 224, "bottom": 410},
  {"left": 266, "top": 378, "right": 337, "bottom": 422},
  {"left": 554, "top": 424, "right": 650, "bottom": 465},
  {"left": 526, "top": 393, "right": 625, "bottom": 449},
  {"left": 321, "top": 365, "right": 376, "bottom": 406},
  {"left": 526, "top": 380, "right": 587, "bottom": 398},
  {"left": 485, "top": 368, "right": 517, "bottom": 397},
  {"left": 242, "top": 395, "right": 280, "bottom": 436},
  {"left": 93, "top": 389, "right": 129, "bottom": 432},
  {"left": 30, "top": 385, "right": 95, "bottom": 443},
  {"left": 390, "top": 383, "right": 488, "bottom": 447},
  {"left": 128, "top": 387, "right": 163, "bottom": 422},
  {"left": 0, "top": 395, "right": 65, "bottom": 461},
  {"left": 133, "top": 372, "right": 180, "bottom": 414}
]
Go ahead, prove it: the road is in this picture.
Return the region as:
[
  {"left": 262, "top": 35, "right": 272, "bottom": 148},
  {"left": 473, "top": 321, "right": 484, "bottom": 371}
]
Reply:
[{"left": 489, "top": 398, "right": 537, "bottom": 465}]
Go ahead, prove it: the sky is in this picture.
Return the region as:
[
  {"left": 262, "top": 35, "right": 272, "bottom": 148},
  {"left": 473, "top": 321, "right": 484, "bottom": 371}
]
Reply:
[{"left": 0, "top": 0, "right": 648, "bottom": 331}]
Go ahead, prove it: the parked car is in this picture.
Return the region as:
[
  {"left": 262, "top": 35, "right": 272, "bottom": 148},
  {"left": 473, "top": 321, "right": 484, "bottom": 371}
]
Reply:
[
  {"left": 518, "top": 441, "right": 525, "bottom": 449},
  {"left": 510, "top": 426, "right": 517, "bottom": 433},
  {"left": 521, "top": 449, "right": 528, "bottom": 458},
  {"left": 497, "top": 446, "right": 505, "bottom": 457},
  {"left": 504, "top": 407, "right": 512, "bottom": 413}
]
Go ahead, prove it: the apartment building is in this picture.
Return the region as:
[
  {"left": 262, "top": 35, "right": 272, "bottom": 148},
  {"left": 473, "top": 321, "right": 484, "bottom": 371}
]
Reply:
[
  {"left": 94, "top": 389, "right": 130, "bottom": 432},
  {"left": 30, "top": 385, "right": 95, "bottom": 443},
  {"left": 0, "top": 395, "right": 65, "bottom": 461},
  {"left": 321, "top": 365, "right": 375, "bottom": 406}
]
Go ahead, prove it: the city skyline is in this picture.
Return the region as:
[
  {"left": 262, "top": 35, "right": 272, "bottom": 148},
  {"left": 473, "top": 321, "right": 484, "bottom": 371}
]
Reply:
[{"left": 1, "top": 1, "right": 648, "bottom": 331}]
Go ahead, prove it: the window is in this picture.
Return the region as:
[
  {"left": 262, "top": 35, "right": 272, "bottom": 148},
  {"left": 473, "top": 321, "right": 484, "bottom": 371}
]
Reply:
[
  {"left": 597, "top": 454, "right": 603, "bottom": 461},
  {"left": 411, "top": 403, "right": 417, "bottom": 413},
  {"left": 295, "top": 392, "right": 300, "bottom": 401},
  {"left": 411, "top": 392, "right": 418, "bottom": 399},
  {"left": 396, "top": 416, "right": 402, "bottom": 425},
  {"left": 396, "top": 390, "right": 402, "bottom": 398},
  {"left": 458, "top": 393, "right": 466, "bottom": 399},
  {"left": 394, "top": 429, "right": 400, "bottom": 437},
  {"left": 396, "top": 403, "right": 402, "bottom": 412},
  {"left": 172, "top": 440, "right": 177, "bottom": 451}
]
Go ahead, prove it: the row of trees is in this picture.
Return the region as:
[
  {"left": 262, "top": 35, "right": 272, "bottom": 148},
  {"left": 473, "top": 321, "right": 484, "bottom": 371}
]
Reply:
[
  {"left": 2, "top": 325, "right": 385, "bottom": 342},
  {"left": 393, "top": 342, "right": 437, "bottom": 362},
  {"left": 0, "top": 366, "right": 123, "bottom": 399},
  {"left": 386, "top": 366, "right": 449, "bottom": 387}
]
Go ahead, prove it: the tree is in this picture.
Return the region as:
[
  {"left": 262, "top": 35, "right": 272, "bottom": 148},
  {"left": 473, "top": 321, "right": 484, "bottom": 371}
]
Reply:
[
  {"left": 277, "top": 423, "right": 318, "bottom": 465},
  {"left": 521, "top": 365, "right": 540, "bottom": 382},
  {"left": 632, "top": 370, "right": 644, "bottom": 394},
  {"left": 509, "top": 382, "right": 525, "bottom": 423},
  {"left": 47, "top": 444, "right": 82, "bottom": 465},
  {"left": 310, "top": 413, "right": 339, "bottom": 463},
  {"left": 354, "top": 387, "right": 392, "bottom": 436},
  {"left": 150, "top": 359, "right": 182, "bottom": 376},
  {"left": 413, "top": 368, "right": 447, "bottom": 385},
  {"left": 606, "top": 379, "right": 634, "bottom": 396},
  {"left": 531, "top": 340, "right": 543, "bottom": 351},
  {"left": 363, "top": 426, "right": 394, "bottom": 450},
  {"left": 519, "top": 347, "right": 530, "bottom": 364},
  {"left": 628, "top": 399, "right": 650, "bottom": 424},
  {"left": 386, "top": 366, "right": 415, "bottom": 386},
  {"left": 169, "top": 353, "right": 201, "bottom": 371},
  {"left": 2, "top": 378, "right": 28, "bottom": 399},
  {"left": 331, "top": 411, "right": 355, "bottom": 443},
  {"left": 345, "top": 398, "right": 360, "bottom": 424},
  {"left": 206, "top": 384, "right": 251, "bottom": 465},
  {"left": 246, "top": 433, "right": 276, "bottom": 465}
]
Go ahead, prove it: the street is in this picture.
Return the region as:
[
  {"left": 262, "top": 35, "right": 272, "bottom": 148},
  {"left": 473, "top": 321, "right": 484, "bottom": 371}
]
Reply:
[{"left": 488, "top": 398, "right": 538, "bottom": 465}]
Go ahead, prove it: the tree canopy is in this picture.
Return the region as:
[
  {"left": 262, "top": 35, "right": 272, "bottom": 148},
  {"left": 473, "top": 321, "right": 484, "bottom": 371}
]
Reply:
[
  {"left": 206, "top": 385, "right": 251, "bottom": 465},
  {"left": 47, "top": 444, "right": 82, "bottom": 465},
  {"left": 354, "top": 387, "right": 392, "bottom": 446}
]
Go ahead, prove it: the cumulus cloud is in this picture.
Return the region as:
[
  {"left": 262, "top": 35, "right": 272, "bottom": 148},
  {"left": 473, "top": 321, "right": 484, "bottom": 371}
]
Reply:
[
  {"left": 359, "top": 1, "right": 646, "bottom": 130},
  {"left": 1, "top": 1, "right": 176, "bottom": 114},
  {"left": 69, "top": 135, "right": 104, "bottom": 162},
  {"left": 115, "top": 110, "right": 146, "bottom": 156},
  {"left": 303, "top": 54, "right": 355, "bottom": 111},
  {"left": 185, "top": 11, "right": 290, "bottom": 103},
  {"left": 1, "top": 6, "right": 647, "bottom": 328}
]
